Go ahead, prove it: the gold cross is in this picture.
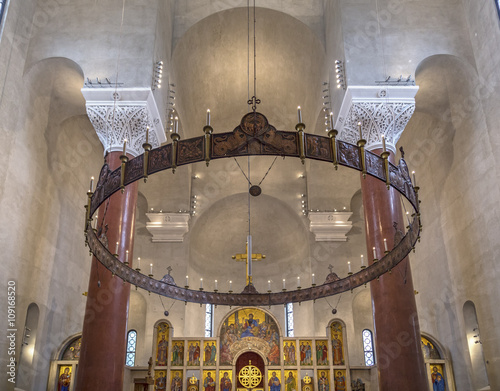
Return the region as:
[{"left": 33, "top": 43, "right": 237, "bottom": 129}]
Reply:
[{"left": 232, "top": 242, "right": 265, "bottom": 285}]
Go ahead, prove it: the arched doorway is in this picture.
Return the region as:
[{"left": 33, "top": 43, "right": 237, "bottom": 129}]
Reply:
[{"left": 236, "top": 351, "right": 265, "bottom": 391}]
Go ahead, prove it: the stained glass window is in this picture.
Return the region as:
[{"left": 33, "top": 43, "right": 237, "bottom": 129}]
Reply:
[
  {"left": 125, "top": 330, "right": 137, "bottom": 366},
  {"left": 362, "top": 329, "right": 375, "bottom": 366},
  {"left": 205, "top": 304, "right": 214, "bottom": 337},
  {"left": 285, "top": 302, "right": 294, "bottom": 337}
]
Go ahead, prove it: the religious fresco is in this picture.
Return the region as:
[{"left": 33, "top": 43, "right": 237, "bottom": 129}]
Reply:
[
  {"left": 171, "top": 371, "right": 183, "bottom": 391},
  {"left": 220, "top": 370, "right": 233, "bottom": 391},
  {"left": 268, "top": 370, "right": 282, "bottom": 391},
  {"left": 299, "top": 340, "right": 313, "bottom": 366},
  {"left": 203, "top": 341, "right": 217, "bottom": 366},
  {"left": 283, "top": 341, "right": 297, "bottom": 365},
  {"left": 171, "top": 341, "right": 185, "bottom": 366},
  {"left": 284, "top": 370, "right": 298, "bottom": 391},
  {"left": 155, "top": 370, "right": 168, "bottom": 391},
  {"left": 333, "top": 370, "right": 346, "bottom": 391},
  {"left": 330, "top": 323, "right": 345, "bottom": 365},
  {"left": 203, "top": 370, "right": 217, "bottom": 391},
  {"left": 315, "top": 341, "right": 328, "bottom": 366},
  {"left": 61, "top": 337, "right": 81, "bottom": 360},
  {"left": 430, "top": 364, "right": 446, "bottom": 391},
  {"left": 317, "top": 370, "right": 329, "bottom": 391},
  {"left": 188, "top": 341, "right": 202, "bottom": 366},
  {"left": 301, "top": 372, "right": 313, "bottom": 391},
  {"left": 187, "top": 373, "right": 200, "bottom": 391},
  {"left": 156, "top": 322, "right": 170, "bottom": 366},
  {"left": 57, "top": 365, "right": 72, "bottom": 391},
  {"left": 421, "top": 336, "right": 441, "bottom": 359},
  {"left": 219, "top": 308, "right": 280, "bottom": 365}
]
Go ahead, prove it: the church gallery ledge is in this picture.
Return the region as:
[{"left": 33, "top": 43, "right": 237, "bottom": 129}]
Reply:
[{"left": 84, "top": 112, "right": 422, "bottom": 306}]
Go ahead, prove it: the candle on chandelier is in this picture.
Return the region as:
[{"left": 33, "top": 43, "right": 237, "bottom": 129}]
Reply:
[
  {"left": 138, "top": 257, "right": 141, "bottom": 269},
  {"left": 89, "top": 176, "right": 94, "bottom": 192},
  {"left": 329, "top": 112, "right": 334, "bottom": 129},
  {"left": 150, "top": 263, "right": 153, "bottom": 275},
  {"left": 214, "top": 280, "right": 218, "bottom": 290},
  {"left": 123, "top": 139, "right": 127, "bottom": 155},
  {"left": 206, "top": 109, "right": 211, "bottom": 126},
  {"left": 200, "top": 278, "right": 203, "bottom": 289},
  {"left": 357, "top": 122, "right": 362, "bottom": 140},
  {"left": 283, "top": 278, "right": 286, "bottom": 290},
  {"left": 372, "top": 247, "right": 377, "bottom": 259},
  {"left": 185, "top": 275, "right": 189, "bottom": 286},
  {"left": 412, "top": 171, "right": 416, "bottom": 186},
  {"left": 229, "top": 280, "right": 233, "bottom": 290},
  {"left": 297, "top": 276, "right": 301, "bottom": 287},
  {"left": 312, "top": 273, "right": 315, "bottom": 285},
  {"left": 268, "top": 280, "right": 271, "bottom": 291},
  {"left": 382, "top": 134, "right": 386, "bottom": 152},
  {"left": 125, "top": 250, "right": 129, "bottom": 264},
  {"left": 348, "top": 261, "right": 352, "bottom": 273},
  {"left": 384, "top": 238, "right": 388, "bottom": 252},
  {"left": 146, "top": 126, "right": 149, "bottom": 144},
  {"left": 297, "top": 106, "right": 302, "bottom": 123},
  {"left": 115, "top": 241, "right": 119, "bottom": 254},
  {"left": 174, "top": 117, "right": 179, "bottom": 134},
  {"left": 361, "top": 254, "right": 365, "bottom": 267}
]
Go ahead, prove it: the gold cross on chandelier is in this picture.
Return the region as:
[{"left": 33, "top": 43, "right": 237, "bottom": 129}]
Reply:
[{"left": 232, "top": 237, "right": 266, "bottom": 285}]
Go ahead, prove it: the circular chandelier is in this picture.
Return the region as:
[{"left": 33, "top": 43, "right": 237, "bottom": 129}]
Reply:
[{"left": 84, "top": 112, "right": 421, "bottom": 306}]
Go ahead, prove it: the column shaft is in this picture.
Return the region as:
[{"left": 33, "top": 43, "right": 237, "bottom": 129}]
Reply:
[
  {"left": 361, "top": 150, "right": 428, "bottom": 390},
  {"left": 75, "top": 152, "right": 138, "bottom": 391}
]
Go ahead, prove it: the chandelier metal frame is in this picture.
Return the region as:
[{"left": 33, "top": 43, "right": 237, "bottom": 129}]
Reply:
[{"left": 84, "top": 112, "right": 421, "bottom": 306}]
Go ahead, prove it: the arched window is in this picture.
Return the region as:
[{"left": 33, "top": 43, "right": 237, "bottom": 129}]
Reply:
[
  {"left": 285, "top": 302, "right": 294, "bottom": 337},
  {"left": 496, "top": 0, "right": 500, "bottom": 19},
  {"left": 126, "top": 330, "right": 137, "bottom": 366},
  {"left": 362, "top": 329, "right": 375, "bottom": 366},
  {"left": 205, "top": 304, "right": 214, "bottom": 337},
  {"left": 0, "top": 1, "right": 6, "bottom": 25}
]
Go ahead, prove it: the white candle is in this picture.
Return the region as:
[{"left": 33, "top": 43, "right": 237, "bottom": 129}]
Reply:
[
  {"left": 373, "top": 247, "right": 377, "bottom": 259},
  {"left": 174, "top": 117, "right": 179, "bottom": 134},
  {"left": 115, "top": 241, "right": 119, "bottom": 254},
  {"left": 125, "top": 250, "right": 129, "bottom": 263},
  {"left": 312, "top": 273, "right": 315, "bottom": 284},
  {"left": 384, "top": 238, "right": 388, "bottom": 251},
  {"left": 283, "top": 279, "right": 286, "bottom": 289},
  {"left": 297, "top": 106, "right": 302, "bottom": 123},
  {"left": 214, "top": 280, "right": 218, "bottom": 290},
  {"left": 357, "top": 122, "right": 362, "bottom": 139},
  {"left": 200, "top": 278, "right": 203, "bottom": 289},
  {"left": 297, "top": 276, "right": 301, "bottom": 287},
  {"left": 150, "top": 263, "right": 153, "bottom": 275},
  {"left": 361, "top": 254, "right": 365, "bottom": 267},
  {"left": 185, "top": 275, "right": 189, "bottom": 286},
  {"left": 137, "top": 257, "right": 141, "bottom": 269},
  {"left": 123, "top": 139, "right": 127, "bottom": 155},
  {"left": 268, "top": 280, "right": 271, "bottom": 291},
  {"left": 206, "top": 109, "right": 211, "bottom": 126},
  {"left": 329, "top": 112, "right": 334, "bottom": 129},
  {"left": 412, "top": 171, "right": 416, "bottom": 186},
  {"left": 90, "top": 176, "right": 94, "bottom": 192},
  {"left": 229, "top": 280, "right": 232, "bottom": 290},
  {"left": 382, "top": 134, "right": 386, "bottom": 152},
  {"left": 348, "top": 261, "right": 352, "bottom": 273},
  {"left": 146, "top": 126, "right": 149, "bottom": 144}
]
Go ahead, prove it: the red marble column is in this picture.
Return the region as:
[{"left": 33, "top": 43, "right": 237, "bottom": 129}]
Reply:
[
  {"left": 75, "top": 152, "right": 138, "bottom": 391},
  {"left": 361, "top": 150, "right": 428, "bottom": 391}
]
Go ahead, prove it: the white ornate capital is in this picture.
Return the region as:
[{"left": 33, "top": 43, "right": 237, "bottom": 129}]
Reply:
[
  {"left": 334, "top": 86, "right": 419, "bottom": 152},
  {"left": 81, "top": 88, "right": 167, "bottom": 157},
  {"left": 308, "top": 211, "right": 353, "bottom": 242},
  {"left": 146, "top": 212, "right": 190, "bottom": 242}
]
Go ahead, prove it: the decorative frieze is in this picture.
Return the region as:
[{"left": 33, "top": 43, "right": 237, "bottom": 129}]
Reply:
[
  {"left": 334, "top": 86, "right": 419, "bottom": 152},
  {"left": 308, "top": 211, "right": 353, "bottom": 242},
  {"left": 82, "top": 88, "right": 167, "bottom": 157},
  {"left": 146, "top": 212, "right": 190, "bottom": 242}
]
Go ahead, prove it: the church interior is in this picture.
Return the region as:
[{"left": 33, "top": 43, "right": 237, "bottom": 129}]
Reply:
[{"left": 1, "top": 1, "right": 499, "bottom": 391}]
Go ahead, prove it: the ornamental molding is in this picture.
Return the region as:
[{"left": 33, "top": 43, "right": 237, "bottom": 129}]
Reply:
[
  {"left": 82, "top": 88, "right": 167, "bottom": 157},
  {"left": 334, "top": 86, "right": 419, "bottom": 152},
  {"left": 308, "top": 211, "right": 353, "bottom": 242},
  {"left": 146, "top": 212, "right": 190, "bottom": 242}
]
